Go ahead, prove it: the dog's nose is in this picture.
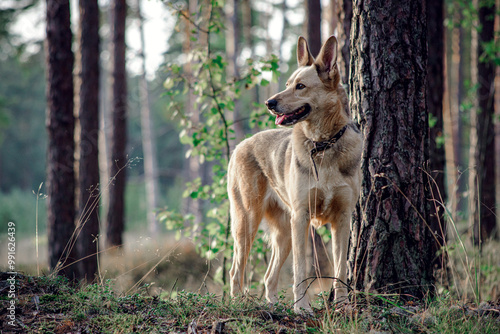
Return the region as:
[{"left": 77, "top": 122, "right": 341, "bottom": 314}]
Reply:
[{"left": 266, "top": 99, "right": 278, "bottom": 110}]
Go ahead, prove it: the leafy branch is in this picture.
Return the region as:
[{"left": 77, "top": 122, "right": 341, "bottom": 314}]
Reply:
[{"left": 159, "top": 0, "right": 281, "bottom": 287}]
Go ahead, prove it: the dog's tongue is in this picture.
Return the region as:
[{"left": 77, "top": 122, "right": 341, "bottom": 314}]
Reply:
[{"left": 275, "top": 114, "right": 286, "bottom": 125}]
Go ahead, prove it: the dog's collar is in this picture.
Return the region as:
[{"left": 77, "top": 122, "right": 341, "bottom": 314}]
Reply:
[{"left": 309, "top": 124, "right": 349, "bottom": 181}]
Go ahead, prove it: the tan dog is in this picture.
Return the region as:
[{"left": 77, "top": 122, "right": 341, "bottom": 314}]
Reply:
[{"left": 228, "top": 36, "right": 362, "bottom": 314}]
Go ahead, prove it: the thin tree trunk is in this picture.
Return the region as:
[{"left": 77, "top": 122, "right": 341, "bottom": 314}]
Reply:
[
  {"left": 106, "top": 0, "right": 128, "bottom": 248},
  {"left": 278, "top": 0, "right": 288, "bottom": 89},
  {"left": 98, "top": 1, "right": 113, "bottom": 235},
  {"left": 225, "top": 0, "right": 244, "bottom": 147},
  {"left": 136, "top": 0, "right": 160, "bottom": 237},
  {"left": 327, "top": 0, "right": 337, "bottom": 36},
  {"left": 495, "top": 0, "right": 500, "bottom": 233},
  {"left": 242, "top": 0, "right": 260, "bottom": 131},
  {"left": 448, "top": 10, "right": 466, "bottom": 217},
  {"left": 76, "top": 0, "right": 100, "bottom": 280},
  {"left": 443, "top": 37, "right": 458, "bottom": 230},
  {"left": 468, "top": 0, "right": 497, "bottom": 247},
  {"left": 426, "top": 0, "right": 447, "bottom": 272},
  {"left": 45, "top": 0, "right": 77, "bottom": 278},
  {"left": 336, "top": 0, "right": 352, "bottom": 85},
  {"left": 349, "top": 0, "right": 434, "bottom": 297},
  {"left": 306, "top": 0, "right": 322, "bottom": 56},
  {"left": 182, "top": 0, "right": 203, "bottom": 224}
]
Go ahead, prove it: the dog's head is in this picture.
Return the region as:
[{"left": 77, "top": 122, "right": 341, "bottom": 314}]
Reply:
[{"left": 266, "top": 36, "right": 344, "bottom": 127}]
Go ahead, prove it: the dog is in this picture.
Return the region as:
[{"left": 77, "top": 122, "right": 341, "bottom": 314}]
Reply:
[{"left": 228, "top": 36, "right": 362, "bottom": 314}]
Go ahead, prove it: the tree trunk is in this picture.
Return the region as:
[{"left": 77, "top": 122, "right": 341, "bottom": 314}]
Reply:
[
  {"left": 45, "top": 0, "right": 77, "bottom": 278},
  {"left": 106, "top": 0, "right": 127, "bottom": 248},
  {"left": 495, "top": 0, "right": 500, "bottom": 236},
  {"left": 278, "top": 0, "right": 288, "bottom": 90},
  {"left": 76, "top": 0, "right": 100, "bottom": 280},
  {"left": 305, "top": 0, "right": 322, "bottom": 56},
  {"left": 327, "top": 0, "right": 337, "bottom": 37},
  {"left": 182, "top": 0, "right": 204, "bottom": 224},
  {"left": 468, "top": 0, "right": 497, "bottom": 247},
  {"left": 426, "top": 0, "right": 447, "bottom": 271},
  {"left": 447, "top": 9, "right": 466, "bottom": 218},
  {"left": 136, "top": 0, "right": 160, "bottom": 238},
  {"left": 349, "top": 0, "right": 434, "bottom": 298},
  {"left": 336, "top": 0, "right": 352, "bottom": 85},
  {"left": 225, "top": 0, "right": 244, "bottom": 147}
]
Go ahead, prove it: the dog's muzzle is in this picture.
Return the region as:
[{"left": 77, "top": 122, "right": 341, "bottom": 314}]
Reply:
[{"left": 265, "top": 99, "right": 311, "bottom": 126}]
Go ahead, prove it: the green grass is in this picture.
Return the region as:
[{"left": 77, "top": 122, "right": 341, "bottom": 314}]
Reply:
[{"left": 1, "top": 273, "right": 498, "bottom": 333}]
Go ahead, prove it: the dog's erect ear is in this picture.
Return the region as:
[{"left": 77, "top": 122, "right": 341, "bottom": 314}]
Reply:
[
  {"left": 297, "top": 36, "right": 314, "bottom": 67},
  {"left": 315, "top": 36, "right": 339, "bottom": 84}
]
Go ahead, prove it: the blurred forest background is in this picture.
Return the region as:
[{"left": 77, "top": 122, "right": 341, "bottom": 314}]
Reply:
[{"left": 0, "top": 0, "right": 499, "bottom": 298}]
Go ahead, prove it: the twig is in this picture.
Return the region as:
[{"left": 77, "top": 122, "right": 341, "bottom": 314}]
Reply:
[{"left": 294, "top": 275, "right": 352, "bottom": 306}]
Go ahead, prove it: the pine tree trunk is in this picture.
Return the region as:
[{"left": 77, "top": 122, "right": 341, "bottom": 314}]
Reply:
[
  {"left": 327, "top": 0, "right": 337, "bottom": 37},
  {"left": 136, "top": 0, "right": 160, "bottom": 238},
  {"left": 349, "top": 0, "right": 434, "bottom": 297},
  {"left": 106, "top": 0, "right": 127, "bottom": 248},
  {"left": 305, "top": 0, "right": 322, "bottom": 56},
  {"left": 182, "top": 0, "right": 204, "bottom": 224},
  {"left": 469, "top": 0, "right": 497, "bottom": 246},
  {"left": 495, "top": 0, "right": 500, "bottom": 231},
  {"left": 225, "top": 0, "right": 244, "bottom": 147},
  {"left": 45, "top": 0, "right": 77, "bottom": 278},
  {"left": 426, "top": 0, "right": 447, "bottom": 271},
  {"left": 76, "top": 0, "right": 100, "bottom": 280},
  {"left": 278, "top": 0, "right": 288, "bottom": 90},
  {"left": 336, "top": 0, "right": 352, "bottom": 85},
  {"left": 448, "top": 10, "right": 466, "bottom": 217}
]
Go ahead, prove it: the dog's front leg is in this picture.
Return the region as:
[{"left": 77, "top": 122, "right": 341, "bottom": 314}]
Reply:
[
  {"left": 290, "top": 210, "right": 313, "bottom": 314},
  {"left": 331, "top": 212, "right": 350, "bottom": 303}
]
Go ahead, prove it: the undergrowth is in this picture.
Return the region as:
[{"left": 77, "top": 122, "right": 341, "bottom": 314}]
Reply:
[{"left": 1, "top": 272, "right": 499, "bottom": 333}]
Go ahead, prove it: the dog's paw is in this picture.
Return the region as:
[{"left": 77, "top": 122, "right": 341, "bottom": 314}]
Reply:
[{"left": 294, "top": 304, "right": 314, "bottom": 316}]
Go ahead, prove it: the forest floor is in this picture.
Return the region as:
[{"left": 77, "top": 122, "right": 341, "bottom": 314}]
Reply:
[{"left": 1, "top": 272, "right": 499, "bottom": 333}]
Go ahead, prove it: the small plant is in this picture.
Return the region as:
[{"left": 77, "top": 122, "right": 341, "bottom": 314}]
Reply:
[{"left": 159, "top": 0, "right": 280, "bottom": 286}]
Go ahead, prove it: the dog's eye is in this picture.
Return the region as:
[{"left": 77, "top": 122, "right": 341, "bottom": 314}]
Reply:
[{"left": 296, "top": 83, "right": 306, "bottom": 90}]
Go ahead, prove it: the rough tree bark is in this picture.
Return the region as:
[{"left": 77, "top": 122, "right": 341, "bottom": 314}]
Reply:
[
  {"left": 106, "top": 0, "right": 127, "bottom": 248},
  {"left": 348, "top": 0, "right": 434, "bottom": 297},
  {"left": 45, "top": 0, "right": 77, "bottom": 278},
  {"left": 468, "top": 0, "right": 497, "bottom": 246},
  {"left": 76, "top": 0, "right": 100, "bottom": 280}
]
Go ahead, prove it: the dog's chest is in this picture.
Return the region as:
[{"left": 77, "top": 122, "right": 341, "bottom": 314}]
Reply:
[{"left": 290, "top": 154, "right": 349, "bottom": 226}]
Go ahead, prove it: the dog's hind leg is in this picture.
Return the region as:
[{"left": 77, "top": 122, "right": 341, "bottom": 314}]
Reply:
[
  {"left": 228, "top": 170, "right": 266, "bottom": 297},
  {"left": 229, "top": 204, "right": 263, "bottom": 296},
  {"left": 263, "top": 204, "right": 291, "bottom": 304}
]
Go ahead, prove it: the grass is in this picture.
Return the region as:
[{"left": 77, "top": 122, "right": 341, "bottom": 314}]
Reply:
[
  {"left": 1, "top": 225, "right": 499, "bottom": 333},
  {"left": 1, "top": 171, "right": 499, "bottom": 332},
  {"left": 1, "top": 272, "right": 499, "bottom": 333}
]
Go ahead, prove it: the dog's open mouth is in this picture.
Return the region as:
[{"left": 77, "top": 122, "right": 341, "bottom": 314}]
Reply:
[{"left": 274, "top": 104, "right": 311, "bottom": 126}]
